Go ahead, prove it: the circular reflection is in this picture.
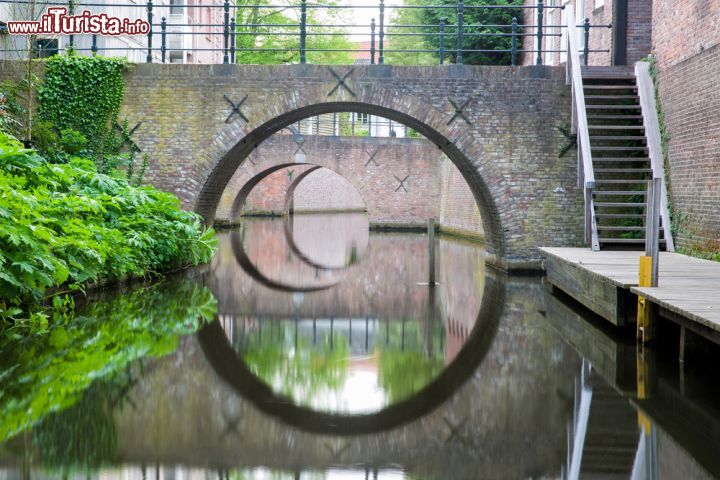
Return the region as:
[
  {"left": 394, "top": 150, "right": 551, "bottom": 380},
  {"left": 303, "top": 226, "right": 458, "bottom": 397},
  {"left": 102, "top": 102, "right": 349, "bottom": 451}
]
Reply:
[
  {"left": 283, "top": 167, "right": 369, "bottom": 271},
  {"left": 230, "top": 229, "right": 341, "bottom": 293},
  {"left": 197, "top": 272, "right": 504, "bottom": 435}
]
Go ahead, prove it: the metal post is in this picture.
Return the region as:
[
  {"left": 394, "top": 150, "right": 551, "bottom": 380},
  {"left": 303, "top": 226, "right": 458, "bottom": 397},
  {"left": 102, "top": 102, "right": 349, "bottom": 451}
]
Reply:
[
  {"left": 300, "top": 0, "right": 307, "bottom": 64},
  {"left": 378, "top": 0, "right": 385, "bottom": 64},
  {"left": 230, "top": 18, "right": 236, "bottom": 63},
  {"left": 68, "top": 0, "right": 75, "bottom": 50},
  {"left": 439, "top": 17, "right": 446, "bottom": 64},
  {"left": 370, "top": 18, "right": 376, "bottom": 64},
  {"left": 457, "top": 0, "right": 464, "bottom": 64},
  {"left": 583, "top": 17, "right": 590, "bottom": 66},
  {"left": 91, "top": 35, "right": 97, "bottom": 55},
  {"left": 650, "top": 177, "right": 661, "bottom": 286},
  {"left": 223, "top": 0, "right": 230, "bottom": 64},
  {"left": 536, "top": 0, "right": 544, "bottom": 65},
  {"left": 160, "top": 17, "right": 167, "bottom": 63},
  {"left": 511, "top": 17, "right": 518, "bottom": 66},
  {"left": 146, "top": 0, "right": 153, "bottom": 63},
  {"left": 428, "top": 218, "right": 436, "bottom": 286}
]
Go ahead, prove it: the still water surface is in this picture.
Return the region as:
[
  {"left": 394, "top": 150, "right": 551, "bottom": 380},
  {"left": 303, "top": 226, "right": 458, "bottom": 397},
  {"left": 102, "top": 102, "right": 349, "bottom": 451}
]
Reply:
[{"left": 1, "top": 214, "right": 719, "bottom": 479}]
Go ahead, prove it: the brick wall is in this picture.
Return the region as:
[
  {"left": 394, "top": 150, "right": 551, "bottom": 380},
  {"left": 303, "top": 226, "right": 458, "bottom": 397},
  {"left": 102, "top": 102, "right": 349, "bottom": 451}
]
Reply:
[
  {"left": 439, "top": 157, "right": 485, "bottom": 240},
  {"left": 293, "top": 168, "right": 366, "bottom": 213},
  {"left": 214, "top": 134, "right": 444, "bottom": 228},
  {"left": 657, "top": 44, "right": 720, "bottom": 253},
  {"left": 652, "top": 0, "right": 720, "bottom": 70}
]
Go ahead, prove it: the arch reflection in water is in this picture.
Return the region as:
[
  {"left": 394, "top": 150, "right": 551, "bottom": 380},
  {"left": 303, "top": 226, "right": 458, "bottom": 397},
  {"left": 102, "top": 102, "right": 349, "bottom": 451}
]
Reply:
[{"left": 203, "top": 219, "right": 497, "bottom": 431}]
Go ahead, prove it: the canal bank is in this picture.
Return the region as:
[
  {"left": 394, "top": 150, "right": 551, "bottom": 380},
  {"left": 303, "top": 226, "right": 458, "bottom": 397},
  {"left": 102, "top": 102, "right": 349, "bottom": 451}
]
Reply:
[{"left": 540, "top": 247, "right": 720, "bottom": 355}]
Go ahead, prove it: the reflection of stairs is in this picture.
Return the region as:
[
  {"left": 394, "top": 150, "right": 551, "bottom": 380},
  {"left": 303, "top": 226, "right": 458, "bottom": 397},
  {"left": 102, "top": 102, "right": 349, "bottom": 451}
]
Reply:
[
  {"left": 580, "top": 381, "right": 638, "bottom": 478},
  {"left": 581, "top": 66, "right": 665, "bottom": 250}
]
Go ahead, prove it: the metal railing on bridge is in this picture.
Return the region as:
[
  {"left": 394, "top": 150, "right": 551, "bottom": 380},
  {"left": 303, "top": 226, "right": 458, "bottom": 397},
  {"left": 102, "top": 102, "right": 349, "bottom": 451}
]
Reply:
[{"left": 1, "top": 0, "right": 611, "bottom": 66}]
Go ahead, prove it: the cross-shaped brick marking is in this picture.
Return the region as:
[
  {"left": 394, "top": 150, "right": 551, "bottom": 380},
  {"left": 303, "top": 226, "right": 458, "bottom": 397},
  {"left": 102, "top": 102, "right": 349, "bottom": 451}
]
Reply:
[
  {"left": 113, "top": 121, "right": 142, "bottom": 152},
  {"left": 364, "top": 147, "right": 382, "bottom": 167},
  {"left": 327, "top": 67, "right": 356, "bottom": 97},
  {"left": 224, "top": 94, "right": 249, "bottom": 123},
  {"left": 447, "top": 97, "right": 472, "bottom": 125},
  {"left": 394, "top": 175, "right": 409, "bottom": 192}
]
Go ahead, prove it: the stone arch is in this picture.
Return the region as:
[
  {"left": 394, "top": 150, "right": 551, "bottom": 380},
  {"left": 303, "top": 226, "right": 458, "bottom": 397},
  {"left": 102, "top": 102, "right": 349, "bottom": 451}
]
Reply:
[{"left": 194, "top": 101, "right": 506, "bottom": 260}]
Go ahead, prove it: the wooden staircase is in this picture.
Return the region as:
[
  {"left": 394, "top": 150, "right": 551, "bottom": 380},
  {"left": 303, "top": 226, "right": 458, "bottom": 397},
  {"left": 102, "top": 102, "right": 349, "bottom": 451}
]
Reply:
[{"left": 581, "top": 66, "right": 666, "bottom": 250}]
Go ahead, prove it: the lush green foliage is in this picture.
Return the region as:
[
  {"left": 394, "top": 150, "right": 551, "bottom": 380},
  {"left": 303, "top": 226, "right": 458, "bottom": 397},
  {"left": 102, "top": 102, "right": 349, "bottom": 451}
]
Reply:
[
  {"left": 37, "top": 55, "right": 126, "bottom": 157},
  {"left": 387, "top": 0, "right": 523, "bottom": 65},
  {"left": 235, "top": 0, "right": 353, "bottom": 64},
  {"left": 0, "top": 131, "right": 216, "bottom": 318},
  {"left": 0, "top": 81, "right": 27, "bottom": 139},
  {"left": 0, "top": 277, "right": 217, "bottom": 445}
]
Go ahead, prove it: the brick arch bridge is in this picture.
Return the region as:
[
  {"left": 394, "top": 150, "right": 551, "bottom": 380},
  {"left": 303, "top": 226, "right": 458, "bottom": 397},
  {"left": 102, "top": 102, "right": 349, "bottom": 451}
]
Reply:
[{"left": 117, "top": 64, "right": 583, "bottom": 269}]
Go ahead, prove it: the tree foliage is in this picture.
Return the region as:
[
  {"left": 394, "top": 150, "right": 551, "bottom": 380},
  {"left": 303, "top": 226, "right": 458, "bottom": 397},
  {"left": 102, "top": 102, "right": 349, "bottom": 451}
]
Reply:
[
  {"left": 387, "top": 0, "right": 524, "bottom": 65},
  {"left": 234, "top": 0, "right": 354, "bottom": 64}
]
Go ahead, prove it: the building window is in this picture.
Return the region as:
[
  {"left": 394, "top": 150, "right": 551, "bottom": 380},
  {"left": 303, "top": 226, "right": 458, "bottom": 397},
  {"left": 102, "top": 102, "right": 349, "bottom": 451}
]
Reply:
[
  {"left": 32, "top": 38, "right": 58, "bottom": 58},
  {"left": 170, "top": 0, "right": 183, "bottom": 15},
  {"left": 356, "top": 112, "right": 369, "bottom": 125}
]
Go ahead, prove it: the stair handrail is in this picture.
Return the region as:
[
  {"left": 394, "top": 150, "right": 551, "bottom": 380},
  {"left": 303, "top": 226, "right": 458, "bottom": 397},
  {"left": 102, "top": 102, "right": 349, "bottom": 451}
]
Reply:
[
  {"left": 634, "top": 61, "right": 675, "bottom": 252},
  {"left": 565, "top": 5, "right": 599, "bottom": 250}
]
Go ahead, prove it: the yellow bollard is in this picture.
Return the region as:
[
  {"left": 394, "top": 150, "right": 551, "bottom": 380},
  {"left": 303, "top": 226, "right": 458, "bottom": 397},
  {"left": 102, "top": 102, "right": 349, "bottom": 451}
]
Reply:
[{"left": 637, "top": 256, "right": 653, "bottom": 343}]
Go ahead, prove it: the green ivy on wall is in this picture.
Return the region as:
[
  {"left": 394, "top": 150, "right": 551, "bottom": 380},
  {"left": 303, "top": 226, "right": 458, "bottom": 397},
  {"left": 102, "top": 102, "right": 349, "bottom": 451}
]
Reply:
[{"left": 37, "top": 55, "right": 127, "bottom": 157}]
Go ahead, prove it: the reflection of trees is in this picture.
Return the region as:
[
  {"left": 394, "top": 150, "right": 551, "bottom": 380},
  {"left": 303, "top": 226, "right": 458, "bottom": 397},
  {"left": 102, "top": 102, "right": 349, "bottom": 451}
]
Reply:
[
  {"left": 240, "top": 323, "right": 350, "bottom": 406},
  {"left": 0, "top": 278, "right": 217, "bottom": 447},
  {"left": 378, "top": 321, "right": 445, "bottom": 404}
]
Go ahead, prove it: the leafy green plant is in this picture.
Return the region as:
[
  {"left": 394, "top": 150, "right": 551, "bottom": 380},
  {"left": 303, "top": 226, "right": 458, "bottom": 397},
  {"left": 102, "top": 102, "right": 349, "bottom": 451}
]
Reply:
[
  {"left": 0, "top": 80, "right": 26, "bottom": 138},
  {"left": 37, "top": 55, "right": 127, "bottom": 158},
  {"left": 0, "top": 131, "right": 217, "bottom": 320}
]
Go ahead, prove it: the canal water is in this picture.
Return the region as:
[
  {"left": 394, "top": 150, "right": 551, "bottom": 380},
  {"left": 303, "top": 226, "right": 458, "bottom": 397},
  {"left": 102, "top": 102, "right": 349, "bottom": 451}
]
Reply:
[{"left": 1, "top": 214, "right": 719, "bottom": 479}]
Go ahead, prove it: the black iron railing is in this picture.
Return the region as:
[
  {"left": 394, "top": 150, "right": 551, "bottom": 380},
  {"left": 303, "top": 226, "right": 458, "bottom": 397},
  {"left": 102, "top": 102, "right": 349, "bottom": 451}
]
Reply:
[{"left": 0, "top": 0, "right": 611, "bottom": 66}]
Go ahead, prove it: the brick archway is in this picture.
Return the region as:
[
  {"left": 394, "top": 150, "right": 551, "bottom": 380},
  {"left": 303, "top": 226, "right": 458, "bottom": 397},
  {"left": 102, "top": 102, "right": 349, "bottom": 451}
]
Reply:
[{"left": 195, "top": 101, "right": 506, "bottom": 261}]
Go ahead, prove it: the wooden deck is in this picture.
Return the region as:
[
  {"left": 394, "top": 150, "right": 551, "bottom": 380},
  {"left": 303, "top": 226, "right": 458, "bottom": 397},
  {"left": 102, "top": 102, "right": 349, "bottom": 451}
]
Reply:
[{"left": 540, "top": 247, "right": 720, "bottom": 334}]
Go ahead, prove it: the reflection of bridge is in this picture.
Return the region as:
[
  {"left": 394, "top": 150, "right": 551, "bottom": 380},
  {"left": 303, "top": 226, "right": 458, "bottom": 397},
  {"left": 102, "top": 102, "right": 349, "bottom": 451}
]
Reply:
[
  {"left": 112, "top": 277, "right": 580, "bottom": 477},
  {"left": 209, "top": 228, "right": 484, "bottom": 324}
]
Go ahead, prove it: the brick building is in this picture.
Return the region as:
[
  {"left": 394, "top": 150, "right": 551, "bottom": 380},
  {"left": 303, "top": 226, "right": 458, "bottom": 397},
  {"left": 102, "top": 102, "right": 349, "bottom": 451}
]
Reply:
[{"left": 525, "top": 0, "right": 720, "bottom": 254}]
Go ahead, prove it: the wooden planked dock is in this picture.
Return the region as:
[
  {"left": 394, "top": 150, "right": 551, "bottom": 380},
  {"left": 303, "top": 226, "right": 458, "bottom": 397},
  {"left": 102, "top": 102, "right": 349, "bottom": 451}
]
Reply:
[{"left": 540, "top": 247, "right": 720, "bottom": 341}]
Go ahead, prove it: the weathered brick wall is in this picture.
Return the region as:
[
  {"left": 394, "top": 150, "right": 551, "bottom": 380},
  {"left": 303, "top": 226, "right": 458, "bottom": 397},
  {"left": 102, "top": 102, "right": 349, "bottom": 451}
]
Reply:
[
  {"left": 215, "top": 134, "right": 443, "bottom": 227},
  {"left": 439, "top": 157, "right": 485, "bottom": 240},
  {"left": 652, "top": 0, "right": 720, "bottom": 70},
  {"left": 656, "top": 44, "right": 720, "bottom": 253},
  {"left": 0, "top": 61, "right": 583, "bottom": 268},
  {"left": 293, "top": 168, "right": 366, "bottom": 213},
  {"left": 626, "top": 0, "right": 653, "bottom": 64}
]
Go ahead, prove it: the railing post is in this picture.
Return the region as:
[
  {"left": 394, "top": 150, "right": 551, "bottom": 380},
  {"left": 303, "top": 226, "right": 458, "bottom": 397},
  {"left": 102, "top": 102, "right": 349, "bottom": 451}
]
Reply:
[
  {"left": 146, "top": 0, "right": 153, "bottom": 63},
  {"left": 223, "top": 0, "right": 230, "bottom": 64},
  {"left": 91, "top": 34, "right": 97, "bottom": 55},
  {"left": 439, "top": 17, "right": 446, "bottom": 65},
  {"left": 511, "top": 16, "right": 518, "bottom": 66},
  {"left": 68, "top": 0, "right": 75, "bottom": 50},
  {"left": 457, "top": 0, "right": 464, "bottom": 64},
  {"left": 379, "top": 0, "right": 385, "bottom": 64},
  {"left": 160, "top": 17, "right": 167, "bottom": 63},
  {"left": 583, "top": 17, "right": 590, "bottom": 66},
  {"left": 300, "top": 0, "right": 307, "bottom": 64},
  {"left": 536, "top": 0, "right": 544, "bottom": 65},
  {"left": 370, "top": 18, "right": 376, "bottom": 64},
  {"left": 230, "top": 18, "right": 236, "bottom": 63}
]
